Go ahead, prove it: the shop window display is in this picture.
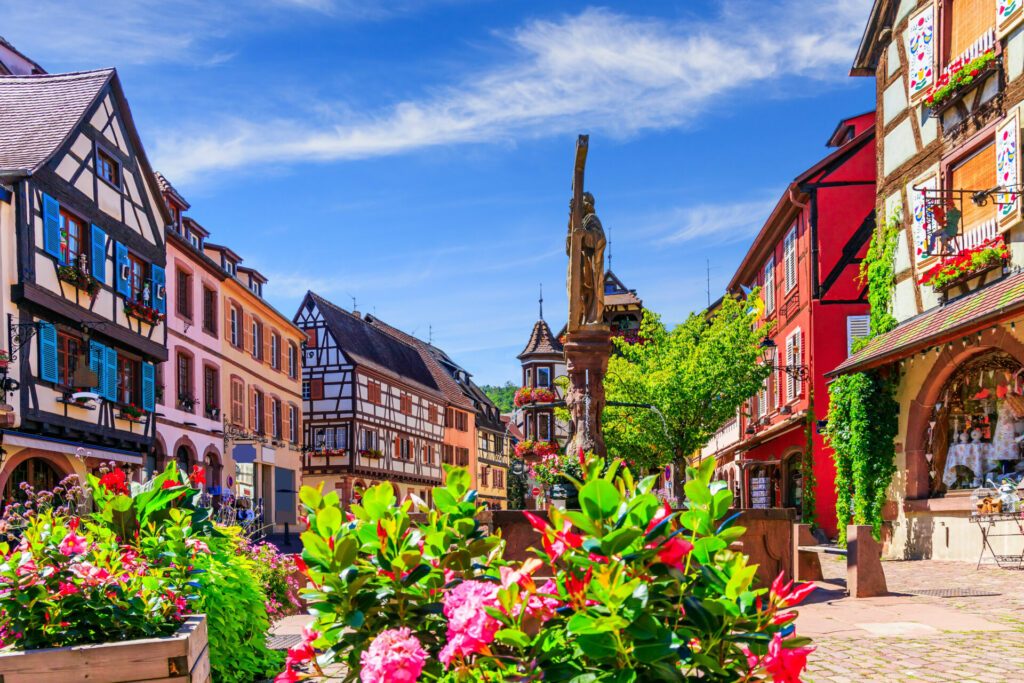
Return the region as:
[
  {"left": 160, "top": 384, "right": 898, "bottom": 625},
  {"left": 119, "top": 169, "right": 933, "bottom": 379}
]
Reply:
[{"left": 930, "top": 352, "right": 1024, "bottom": 494}]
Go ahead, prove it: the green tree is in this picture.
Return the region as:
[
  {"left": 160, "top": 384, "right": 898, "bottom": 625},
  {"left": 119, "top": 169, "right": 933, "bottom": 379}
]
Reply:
[
  {"left": 603, "top": 298, "right": 770, "bottom": 471},
  {"left": 481, "top": 381, "right": 517, "bottom": 413}
]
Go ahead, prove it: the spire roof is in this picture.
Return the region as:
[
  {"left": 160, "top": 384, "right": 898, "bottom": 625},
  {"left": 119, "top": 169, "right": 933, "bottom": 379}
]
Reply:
[{"left": 518, "top": 318, "right": 563, "bottom": 359}]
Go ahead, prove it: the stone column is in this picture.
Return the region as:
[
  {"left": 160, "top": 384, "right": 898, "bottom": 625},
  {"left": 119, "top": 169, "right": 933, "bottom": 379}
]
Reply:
[{"left": 564, "top": 326, "right": 611, "bottom": 458}]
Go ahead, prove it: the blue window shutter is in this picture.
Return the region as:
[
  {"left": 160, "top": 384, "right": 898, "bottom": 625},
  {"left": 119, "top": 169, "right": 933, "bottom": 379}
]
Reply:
[
  {"left": 37, "top": 322, "right": 58, "bottom": 383},
  {"left": 115, "top": 242, "right": 130, "bottom": 297},
  {"left": 141, "top": 362, "right": 155, "bottom": 412},
  {"left": 42, "top": 193, "right": 62, "bottom": 262},
  {"left": 90, "top": 225, "right": 107, "bottom": 283},
  {"left": 89, "top": 341, "right": 105, "bottom": 394},
  {"left": 104, "top": 346, "right": 118, "bottom": 402},
  {"left": 151, "top": 265, "right": 166, "bottom": 314}
]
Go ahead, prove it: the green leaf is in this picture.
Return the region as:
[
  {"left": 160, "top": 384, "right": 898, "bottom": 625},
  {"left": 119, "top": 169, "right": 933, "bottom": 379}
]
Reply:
[
  {"left": 601, "top": 527, "right": 642, "bottom": 556},
  {"left": 580, "top": 479, "right": 622, "bottom": 520},
  {"left": 299, "top": 485, "right": 323, "bottom": 511},
  {"left": 316, "top": 506, "right": 342, "bottom": 537},
  {"left": 495, "top": 628, "right": 531, "bottom": 649},
  {"left": 683, "top": 479, "right": 712, "bottom": 508}
]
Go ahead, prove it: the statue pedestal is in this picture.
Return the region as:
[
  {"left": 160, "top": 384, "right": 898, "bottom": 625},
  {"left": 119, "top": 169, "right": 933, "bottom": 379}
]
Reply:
[{"left": 563, "top": 326, "right": 611, "bottom": 458}]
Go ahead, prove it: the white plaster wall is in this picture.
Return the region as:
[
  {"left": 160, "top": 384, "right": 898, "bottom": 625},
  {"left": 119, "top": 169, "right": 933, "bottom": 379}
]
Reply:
[
  {"left": 884, "top": 119, "right": 917, "bottom": 176},
  {"left": 918, "top": 106, "right": 937, "bottom": 147},
  {"left": 893, "top": 278, "right": 919, "bottom": 322},
  {"left": 894, "top": 228, "right": 912, "bottom": 274},
  {"left": 887, "top": 40, "right": 901, "bottom": 78},
  {"left": 883, "top": 80, "right": 907, "bottom": 125}
]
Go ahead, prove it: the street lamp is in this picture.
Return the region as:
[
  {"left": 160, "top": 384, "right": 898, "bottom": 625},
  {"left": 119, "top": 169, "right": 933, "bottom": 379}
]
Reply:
[{"left": 759, "top": 337, "right": 809, "bottom": 382}]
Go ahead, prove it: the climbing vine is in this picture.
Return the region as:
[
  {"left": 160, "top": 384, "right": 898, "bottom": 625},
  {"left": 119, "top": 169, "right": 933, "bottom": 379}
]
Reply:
[
  {"left": 801, "top": 387, "right": 818, "bottom": 530},
  {"left": 824, "top": 371, "right": 899, "bottom": 545},
  {"left": 853, "top": 207, "right": 902, "bottom": 352}
]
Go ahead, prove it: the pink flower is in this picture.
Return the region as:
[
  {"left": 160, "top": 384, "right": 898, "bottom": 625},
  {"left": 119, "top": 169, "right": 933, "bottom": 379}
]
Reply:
[
  {"left": 59, "top": 530, "right": 87, "bottom": 556},
  {"left": 274, "top": 666, "right": 302, "bottom": 683},
  {"left": 286, "top": 626, "right": 319, "bottom": 667},
  {"left": 359, "top": 627, "right": 427, "bottom": 683},
  {"left": 439, "top": 580, "right": 501, "bottom": 666},
  {"left": 185, "top": 538, "right": 210, "bottom": 555},
  {"left": 761, "top": 633, "right": 814, "bottom": 683},
  {"left": 57, "top": 582, "right": 79, "bottom": 597},
  {"left": 650, "top": 536, "right": 693, "bottom": 571},
  {"left": 769, "top": 572, "right": 816, "bottom": 608}
]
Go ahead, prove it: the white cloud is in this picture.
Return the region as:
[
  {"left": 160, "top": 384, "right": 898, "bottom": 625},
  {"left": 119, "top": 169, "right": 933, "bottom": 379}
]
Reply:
[
  {"left": 150, "top": 1, "right": 871, "bottom": 181},
  {"left": 653, "top": 198, "right": 779, "bottom": 245}
]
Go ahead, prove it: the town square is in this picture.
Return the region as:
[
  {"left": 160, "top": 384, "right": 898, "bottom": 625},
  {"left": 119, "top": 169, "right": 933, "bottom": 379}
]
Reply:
[{"left": 1, "top": 0, "right": 1024, "bottom": 681}]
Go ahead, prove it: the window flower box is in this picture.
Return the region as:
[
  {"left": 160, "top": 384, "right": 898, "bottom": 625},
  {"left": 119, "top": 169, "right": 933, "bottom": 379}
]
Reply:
[
  {"left": 119, "top": 403, "right": 145, "bottom": 422},
  {"left": 918, "top": 237, "right": 1010, "bottom": 291},
  {"left": 513, "top": 387, "right": 558, "bottom": 407},
  {"left": 0, "top": 615, "right": 209, "bottom": 683},
  {"left": 514, "top": 439, "right": 559, "bottom": 459},
  {"left": 0, "top": 350, "right": 9, "bottom": 370},
  {"left": 57, "top": 265, "right": 100, "bottom": 297},
  {"left": 925, "top": 50, "right": 999, "bottom": 114},
  {"left": 124, "top": 299, "right": 164, "bottom": 324},
  {"left": 205, "top": 405, "right": 220, "bottom": 420},
  {"left": 358, "top": 449, "right": 383, "bottom": 459}
]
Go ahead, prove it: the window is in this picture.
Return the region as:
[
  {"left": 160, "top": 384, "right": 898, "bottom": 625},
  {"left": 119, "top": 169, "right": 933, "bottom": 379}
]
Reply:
[
  {"left": 360, "top": 430, "right": 378, "bottom": 451},
  {"left": 783, "top": 226, "right": 797, "bottom": 293},
  {"left": 396, "top": 437, "right": 412, "bottom": 460},
  {"left": 176, "top": 269, "right": 192, "bottom": 319},
  {"left": 271, "top": 398, "right": 282, "bottom": 439},
  {"left": 188, "top": 232, "right": 201, "bottom": 249},
  {"left": 302, "top": 380, "right": 311, "bottom": 400},
  {"left": 270, "top": 333, "right": 280, "bottom": 370},
  {"left": 288, "top": 343, "right": 298, "bottom": 379},
  {"left": 59, "top": 209, "right": 85, "bottom": 266},
  {"left": 127, "top": 253, "right": 146, "bottom": 300},
  {"left": 202, "top": 287, "right": 217, "bottom": 334},
  {"left": 455, "top": 447, "right": 470, "bottom": 467},
  {"left": 443, "top": 444, "right": 454, "bottom": 464},
  {"left": 335, "top": 425, "right": 349, "bottom": 450},
  {"left": 785, "top": 329, "right": 803, "bottom": 402},
  {"left": 763, "top": 256, "right": 776, "bottom": 314},
  {"left": 231, "top": 378, "right": 245, "bottom": 425},
  {"left": 288, "top": 405, "right": 298, "bottom": 443},
  {"left": 493, "top": 469, "right": 504, "bottom": 489},
  {"left": 251, "top": 320, "right": 263, "bottom": 360},
  {"left": 846, "top": 315, "right": 871, "bottom": 356},
  {"left": 948, "top": 0, "right": 995, "bottom": 63},
  {"left": 950, "top": 142, "right": 997, "bottom": 232},
  {"left": 537, "top": 367, "right": 551, "bottom": 388},
  {"left": 176, "top": 353, "right": 194, "bottom": 411},
  {"left": 526, "top": 368, "right": 533, "bottom": 387},
  {"left": 56, "top": 331, "right": 81, "bottom": 388},
  {"left": 117, "top": 356, "right": 138, "bottom": 406},
  {"left": 305, "top": 328, "right": 317, "bottom": 349},
  {"left": 204, "top": 366, "right": 218, "bottom": 415},
  {"left": 96, "top": 148, "right": 120, "bottom": 187},
  {"left": 252, "top": 389, "right": 264, "bottom": 434},
  {"left": 445, "top": 408, "right": 468, "bottom": 431},
  {"left": 367, "top": 380, "right": 382, "bottom": 405},
  {"left": 429, "top": 405, "right": 439, "bottom": 424},
  {"left": 538, "top": 414, "right": 551, "bottom": 441},
  {"left": 249, "top": 280, "right": 263, "bottom": 297},
  {"left": 400, "top": 393, "right": 412, "bottom": 415},
  {"left": 310, "top": 379, "right": 323, "bottom": 400},
  {"left": 422, "top": 444, "right": 433, "bottom": 465}
]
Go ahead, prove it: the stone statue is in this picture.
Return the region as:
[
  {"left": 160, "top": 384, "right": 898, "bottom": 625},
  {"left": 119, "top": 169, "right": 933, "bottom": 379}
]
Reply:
[{"left": 566, "top": 192, "right": 606, "bottom": 328}]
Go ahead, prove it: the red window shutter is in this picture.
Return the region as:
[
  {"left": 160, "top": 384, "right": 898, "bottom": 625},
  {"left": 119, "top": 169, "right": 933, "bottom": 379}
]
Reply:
[
  {"left": 263, "top": 330, "right": 272, "bottom": 366},
  {"left": 305, "top": 328, "right": 317, "bottom": 348},
  {"left": 243, "top": 314, "right": 253, "bottom": 353},
  {"left": 310, "top": 378, "right": 324, "bottom": 400},
  {"left": 282, "top": 403, "right": 290, "bottom": 442},
  {"left": 249, "top": 387, "right": 257, "bottom": 430}
]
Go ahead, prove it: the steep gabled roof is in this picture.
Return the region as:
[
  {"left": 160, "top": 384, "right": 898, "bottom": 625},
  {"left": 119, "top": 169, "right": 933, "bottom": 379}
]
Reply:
[
  {"left": 156, "top": 171, "right": 190, "bottom": 209},
  {"left": 518, "top": 318, "right": 563, "bottom": 359},
  {"left": 364, "top": 314, "right": 474, "bottom": 410},
  {"left": 306, "top": 292, "right": 442, "bottom": 397},
  {"left": 851, "top": 1, "right": 894, "bottom": 76},
  {"left": 0, "top": 36, "right": 46, "bottom": 75},
  {"left": 0, "top": 69, "right": 112, "bottom": 176},
  {"left": 604, "top": 270, "right": 642, "bottom": 308}
]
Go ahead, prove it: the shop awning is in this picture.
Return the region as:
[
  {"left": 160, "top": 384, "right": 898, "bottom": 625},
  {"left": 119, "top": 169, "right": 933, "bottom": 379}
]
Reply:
[
  {"left": 831, "top": 271, "right": 1024, "bottom": 376},
  {"left": 0, "top": 430, "right": 143, "bottom": 465}
]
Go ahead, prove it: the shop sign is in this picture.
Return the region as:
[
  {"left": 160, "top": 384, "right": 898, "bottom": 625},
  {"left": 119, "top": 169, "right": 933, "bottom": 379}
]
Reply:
[{"left": 750, "top": 476, "right": 772, "bottom": 509}]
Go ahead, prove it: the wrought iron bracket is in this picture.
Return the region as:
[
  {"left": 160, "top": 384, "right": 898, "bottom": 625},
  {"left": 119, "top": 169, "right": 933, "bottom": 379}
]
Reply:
[
  {"left": 6, "top": 314, "right": 40, "bottom": 362},
  {"left": 768, "top": 364, "right": 810, "bottom": 382}
]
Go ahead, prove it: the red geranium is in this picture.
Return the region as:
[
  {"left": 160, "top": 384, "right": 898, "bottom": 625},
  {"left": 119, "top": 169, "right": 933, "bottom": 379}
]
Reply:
[
  {"left": 189, "top": 465, "right": 206, "bottom": 487},
  {"left": 98, "top": 467, "right": 130, "bottom": 495}
]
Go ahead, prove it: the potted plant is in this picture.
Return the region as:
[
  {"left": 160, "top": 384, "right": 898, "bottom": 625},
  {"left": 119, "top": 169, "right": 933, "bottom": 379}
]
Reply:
[
  {"left": 177, "top": 393, "right": 197, "bottom": 411},
  {"left": 124, "top": 298, "right": 165, "bottom": 325},
  {"left": 119, "top": 403, "right": 144, "bottom": 421},
  {"left": 205, "top": 404, "right": 220, "bottom": 420},
  {"left": 0, "top": 349, "right": 9, "bottom": 370},
  {"left": 514, "top": 387, "right": 559, "bottom": 407},
  {"left": 57, "top": 264, "right": 101, "bottom": 297},
  {"left": 924, "top": 49, "right": 998, "bottom": 110}
]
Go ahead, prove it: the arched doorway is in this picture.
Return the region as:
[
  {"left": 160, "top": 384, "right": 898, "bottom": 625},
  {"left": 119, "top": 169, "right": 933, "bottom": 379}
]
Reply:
[
  {"left": 783, "top": 453, "right": 803, "bottom": 510},
  {"left": 3, "top": 457, "right": 64, "bottom": 503},
  {"left": 203, "top": 448, "right": 222, "bottom": 490},
  {"left": 175, "top": 445, "right": 193, "bottom": 475}
]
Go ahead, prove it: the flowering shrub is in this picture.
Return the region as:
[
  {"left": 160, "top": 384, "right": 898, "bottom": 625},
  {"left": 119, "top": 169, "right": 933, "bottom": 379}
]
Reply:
[
  {"left": 918, "top": 237, "right": 1009, "bottom": 290},
  {"left": 514, "top": 387, "right": 558, "bottom": 407},
  {"left": 286, "top": 455, "right": 815, "bottom": 681},
  {"left": 514, "top": 438, "right": 558, "bottom": 459},
  {"left": 240, "top": 539, "right": 304, "bottom": 621},
  {"left": 57, "top": 265, "right": 100, "bottom": 297},
  {"left": 530, "top": 449, "right": 584, "bottom": 489},
  {"left": 924, "top": 50, "right": 997, "bottom": 109}
]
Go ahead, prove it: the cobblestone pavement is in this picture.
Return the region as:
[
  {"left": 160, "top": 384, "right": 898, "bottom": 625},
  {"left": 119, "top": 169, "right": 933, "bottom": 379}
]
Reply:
[{"left": 804, "top": 557, "right": 1024, "bottom": 682}]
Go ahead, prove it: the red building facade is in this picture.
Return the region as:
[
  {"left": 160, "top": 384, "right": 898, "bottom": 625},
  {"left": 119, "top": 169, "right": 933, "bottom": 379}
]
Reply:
[{"left": 703, "top": 112, "right": 877, "bottom": 536}]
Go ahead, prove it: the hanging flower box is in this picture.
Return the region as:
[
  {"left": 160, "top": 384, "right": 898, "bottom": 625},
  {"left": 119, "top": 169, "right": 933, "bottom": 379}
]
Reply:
[
  {"left": 57, "top": 265, "right": 100, "bottom": 297},
  {"left": 514, "top": 387, "right": 558, "bottom": 407},
  {"left": 925, "top": 50, "right": 998, "bottom": 113},
  {"left": 124, "top": 299, "right": 164, "bottom": 324},
  {"left": 0, "top": 615, "right": 209, "bottom": 683},
  {"left": 514, "top": 439, "right": 558, "bottom": 459},
  {"left": 118, "top": 403, "right": 145, "bottom": 422},
  {"left": 918, "top": 237, "right": 1010, "bottom": 291},
  {"left": 358, "top": 449, "right": 384, "bottom": 459},
  {"left": 0, "top": 350, "right": 9, "bottom": 370}
]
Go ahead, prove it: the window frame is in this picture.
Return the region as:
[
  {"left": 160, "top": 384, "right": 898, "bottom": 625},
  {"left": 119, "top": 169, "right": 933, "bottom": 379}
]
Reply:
[
  {"left": 59, "top": 208, "right": 86, "bottom": 267},
  {"left": 176, "top": 351, "right": 194, "bottom": 412},
  {"left": 288, "top": 405, "right": 298, "bottom": 443},
  {"left": 202, "top": 286, "right": 217, "bottom": 335},
  {"left": 176, "top": 268, "right": 192, "bottom": 320},
  {"left": 229, "top": 304, "right": 241, "bottom": 348},
  {"left": 126, "top": 252, "right": 147, "bottom": 301},
  {"left": 203, "top": 364, "right": 219, "bottom": 414},
  {"left": 783, "top": 226, "right": 798, "bottom": 294},
  {"left": 56, "top": 330, "right": 82, "bottom": 389},
  {"left": 95, "top": 146, "right": 121, "bottom": 189},
  {"left": 270, "top": 332, "right": 281, "bottom": 370},
  {"left": 117, "top": 355, "right": 139, "bottom": 407},
  {"left": 536, "top": 367, "right": 551, "bottom": 388},
  {"left": 288, "top": 342, "right": 298, "bottom": 379}
]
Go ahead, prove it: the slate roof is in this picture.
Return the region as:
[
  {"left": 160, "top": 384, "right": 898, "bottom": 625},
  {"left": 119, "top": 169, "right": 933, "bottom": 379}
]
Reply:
[
  {"left": 518, "top": 318, "right": 563, "bottom": 359},
  {"left": 364, "top": 315, "right": 474, "bottom": 410},
  {"left": 0, "top": 69, "right": 112, "bottom": 176},
  {"left": 832, "top": 271, "right": 1024, "bottom": 375},
  {"left": 155, "top": 171, "right": 190, "bottom": 209},
  {"left": 307, "top": 292, "right": 442, "bottom": 397}
]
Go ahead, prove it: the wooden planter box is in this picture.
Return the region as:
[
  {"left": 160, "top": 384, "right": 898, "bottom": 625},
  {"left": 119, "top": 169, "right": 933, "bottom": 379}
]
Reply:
[{"left": 0, "top": 614, "right": 209, "bottom": 683}]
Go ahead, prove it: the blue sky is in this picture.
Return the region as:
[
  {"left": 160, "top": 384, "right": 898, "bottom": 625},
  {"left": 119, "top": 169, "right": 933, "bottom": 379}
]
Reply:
[{"left": 2, "top": 0, "right": 875, "bottom": 385}]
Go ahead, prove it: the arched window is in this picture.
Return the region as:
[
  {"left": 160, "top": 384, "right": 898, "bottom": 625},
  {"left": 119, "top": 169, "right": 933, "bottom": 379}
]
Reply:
[
  {"left": 3, "top": 458, "right": 65, "bottom": 502},
  {"left": 176, "top": 445, "right": 193, "bottom": 475}
]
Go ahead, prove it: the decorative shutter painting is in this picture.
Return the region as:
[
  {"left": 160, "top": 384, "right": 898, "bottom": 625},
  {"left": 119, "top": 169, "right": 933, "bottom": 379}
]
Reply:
[
  {"left": 998, "top": 0, "right": 1024, "bottom": 38},
  {"left": 37, "top": 321, "right": 58, "bottom": 383},
  {"left": 846, "top": 315, "right": 871, "bottom": 356},
  {"left": 115, "top": 242, "right": 131, "bottom": 296},
  {"left": 906, "top": 4, "right": 935, "bottom": 99},
  {"left": 42, "top": 194, "right": 62, "bottom": 262},
  {"left": 141, "top": 362, "right": 155, "bottom": 412},
  {"left": 151, "top": 265, "right": 166, "bottom": 314},
  {"left": 764, "top": 256, "right": 775, "bottom": 313},
  {"left": 912, "top": 176, "right": 937, "bottom": 256},
  {"left": 996, "top": 113, "right": 1020, "bottom": 229},
  {"left": 89, "top": 341, "right": 104, "bottom": 394},
  {"left": 783, "top": 227, "right": 797, "bottom": 293},
  {"left": 90, "top": 225, "right": 106, "bottom": 283},
  {"left": 104, "top": 346, "right": 117, "bottom": 403}
]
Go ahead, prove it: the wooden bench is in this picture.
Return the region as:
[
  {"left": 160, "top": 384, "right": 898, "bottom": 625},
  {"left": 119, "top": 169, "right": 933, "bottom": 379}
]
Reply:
[{"left": 793, "top": 523, "right": 887, "bottom": 598}]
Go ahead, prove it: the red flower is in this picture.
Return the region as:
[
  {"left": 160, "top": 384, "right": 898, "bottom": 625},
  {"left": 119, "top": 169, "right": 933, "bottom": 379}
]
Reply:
[
  {"left": 645, "top": 500, "right": 674, "bottom": 534},
  {"left": 769, "top": 572, "right": 817, "bottom": 608},
  {"left": 562, "top": 567, "right": 593, "bottom": 605},
  {"left": 522, "top": 511, "right": 549, "bottom": 534},
  {"left": 189, "top": 465, "right": 206, "bottom": 487},
  {"left": 161, "top": 479, "right": 178, "bottom": 490},
  {"left": 653, "top": 536, "right": 693, "bottom": 571},
  {"left": 760, "top": 633, "right": 814, "bottom": 683},
  {"left": 577, "top": 447, "right": 586, "bottom": 468},
  {"left": 99, "top": 468, "right": 130, "bottom": 495}
]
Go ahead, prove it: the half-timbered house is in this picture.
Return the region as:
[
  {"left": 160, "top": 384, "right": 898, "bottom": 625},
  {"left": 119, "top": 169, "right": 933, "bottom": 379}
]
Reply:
[
  {"left": 0, "top": 69, "right": 169, "bottom": 497},
  {"left": 296, "top": 292, "right": 445, "bottom": 505}
]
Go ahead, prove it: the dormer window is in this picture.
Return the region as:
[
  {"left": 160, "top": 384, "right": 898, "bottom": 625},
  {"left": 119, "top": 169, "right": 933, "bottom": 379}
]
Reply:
[
  {"left": 250, "top": 281, "right": 262, "bottom": 297},
  {"left": 188, "top": 232, "right": 201, "bottom": 249},
  {"left": 223, "top": 258, "right": 236, "bottom": 276},
  {"left": 96, "top": 148, "right": 120, "bottom": 188}
]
